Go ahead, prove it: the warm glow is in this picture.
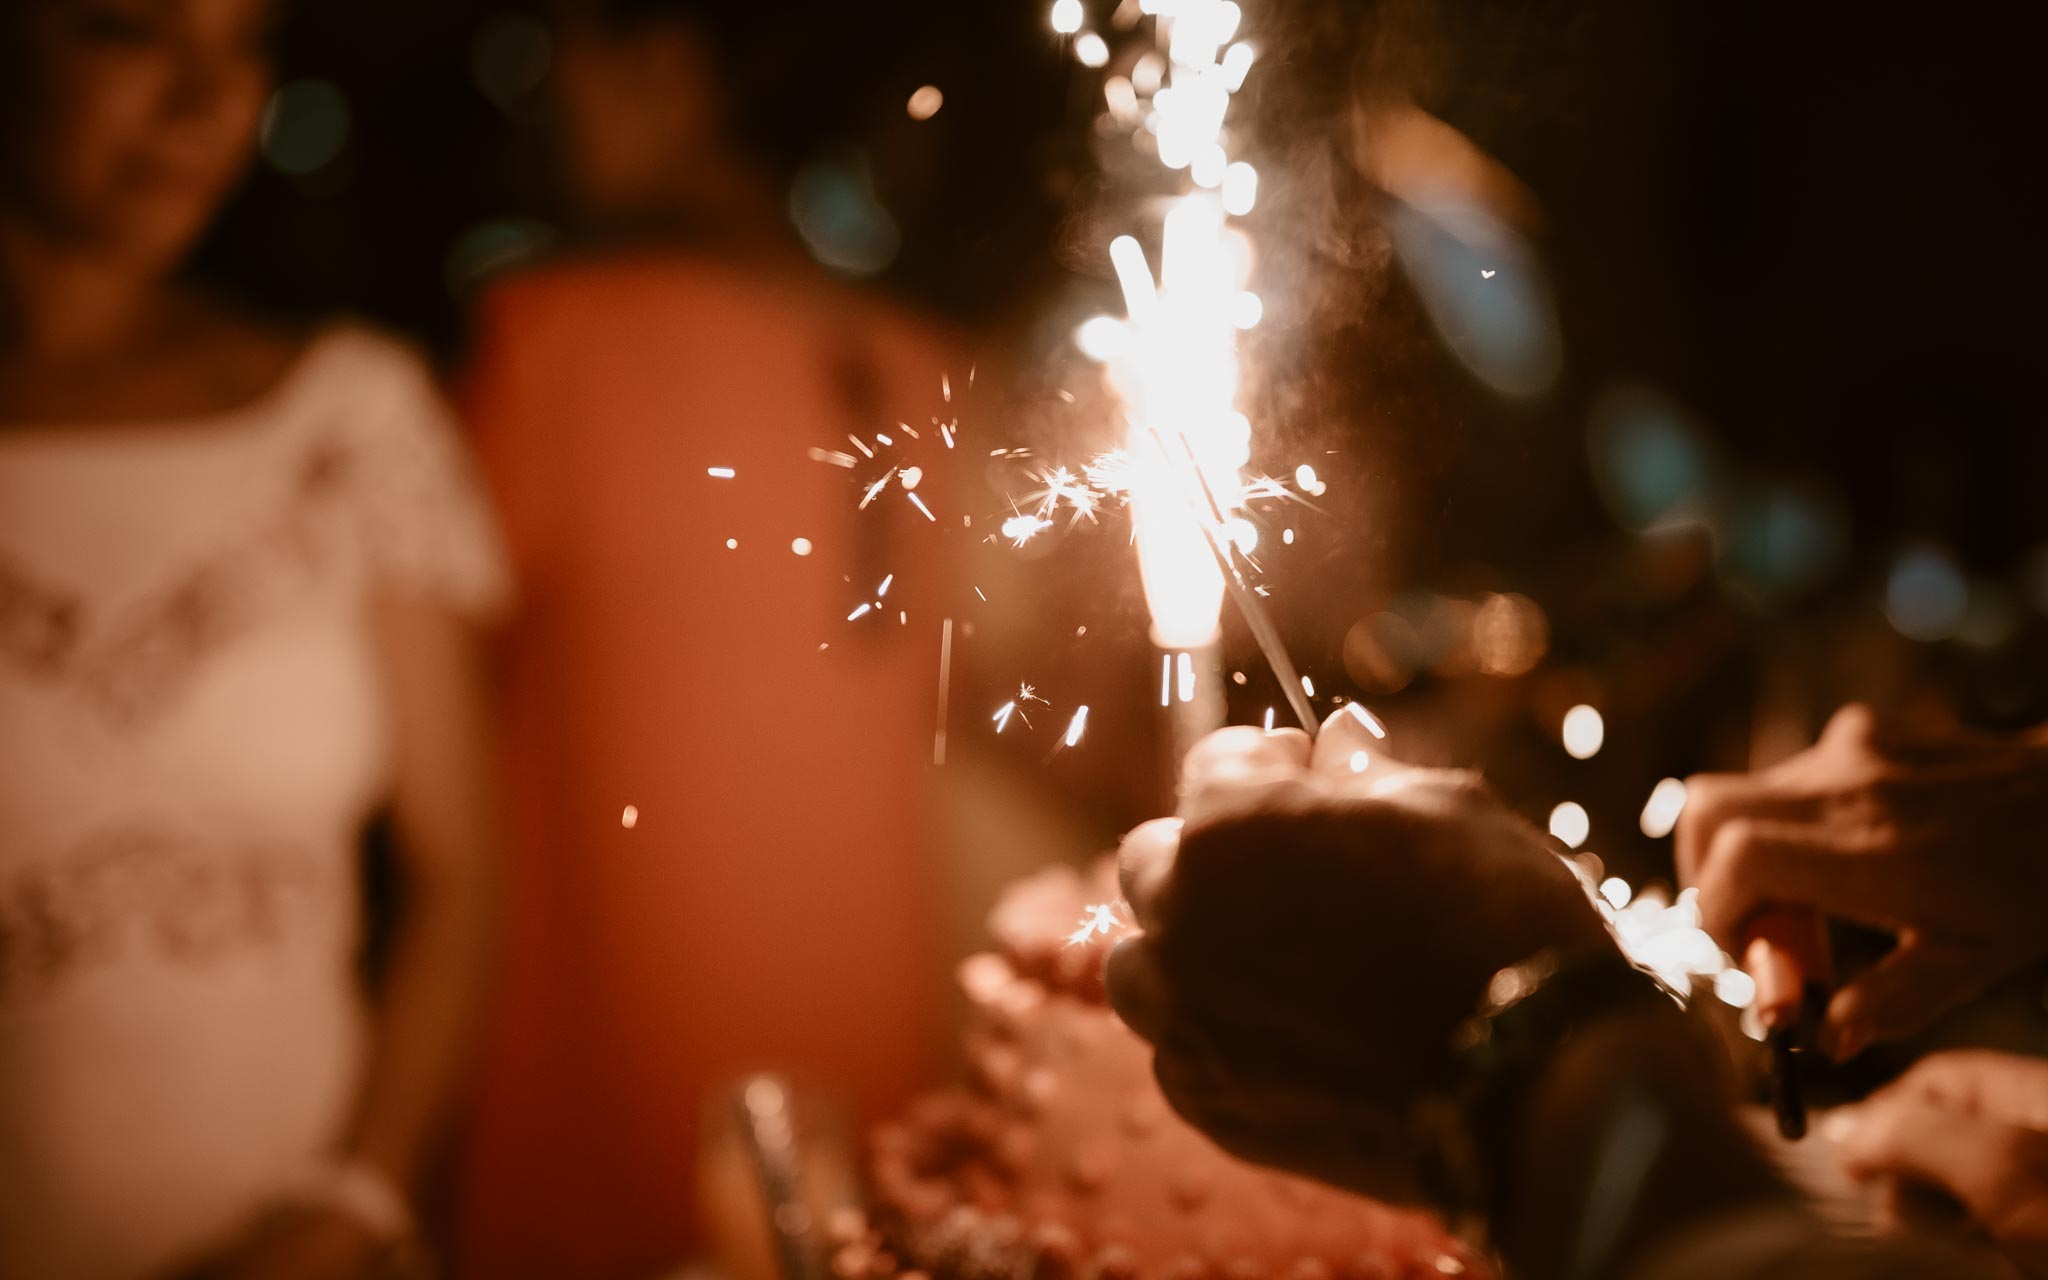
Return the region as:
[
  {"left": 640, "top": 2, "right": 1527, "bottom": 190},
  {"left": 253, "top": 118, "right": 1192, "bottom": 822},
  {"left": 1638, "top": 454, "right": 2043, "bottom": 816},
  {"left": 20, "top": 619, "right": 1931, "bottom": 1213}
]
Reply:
[{"left": 906, "top": 85, "right": 944, "bottom": 120}]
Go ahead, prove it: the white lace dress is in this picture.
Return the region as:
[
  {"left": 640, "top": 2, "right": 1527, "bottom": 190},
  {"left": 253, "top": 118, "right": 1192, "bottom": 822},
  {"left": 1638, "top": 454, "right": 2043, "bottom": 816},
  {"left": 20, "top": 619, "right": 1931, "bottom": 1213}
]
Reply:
[{"left": 0, "top": 325, "right": 507, "bottom": 1279}]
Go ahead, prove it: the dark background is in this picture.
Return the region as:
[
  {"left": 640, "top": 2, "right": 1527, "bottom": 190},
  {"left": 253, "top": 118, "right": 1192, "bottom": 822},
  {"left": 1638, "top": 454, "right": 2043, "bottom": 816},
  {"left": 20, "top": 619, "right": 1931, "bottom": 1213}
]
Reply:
[{"left": 202, "top": 0, "right": 2048, "bottom": 882}]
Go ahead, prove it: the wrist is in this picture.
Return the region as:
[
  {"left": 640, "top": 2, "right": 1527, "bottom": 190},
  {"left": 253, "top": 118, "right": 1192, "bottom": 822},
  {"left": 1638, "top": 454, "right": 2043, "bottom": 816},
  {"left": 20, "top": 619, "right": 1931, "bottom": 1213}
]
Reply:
[
  {"left": 1407, "top": 945, "right": 1686, "bottom": 1246},
  {"left": 1501, "top": 1007, "right": 1791, "bottom": 1280}
]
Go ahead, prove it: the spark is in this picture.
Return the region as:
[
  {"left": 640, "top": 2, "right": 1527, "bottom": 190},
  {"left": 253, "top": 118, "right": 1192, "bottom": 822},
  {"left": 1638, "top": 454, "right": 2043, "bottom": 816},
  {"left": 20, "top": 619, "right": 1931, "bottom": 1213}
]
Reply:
[
  {"left": 1300, "top": 675, "right": 1315, "bottom": 697},
  {"left": 1062, "top": 704, "right": 1090, "bottom": 746},
  {"left": 807, "top": 447, "right": 857, "bottom": 468},
  {"left": 1018, "top": 683, "right": 1048, "bottom": 704},
  {"left": 1343, "top": 703, "right": 1387, "bottom": 739},
  {"left": 907, "top": 492, "right": 938, "bottom": 522},
  {"left": 707, "top": 467, "right": 737, "bottom": 479},
  {"left": 1263, "top": 706, "right": 1274, "bottom": 730},
  {"left": 1002, "top": 513, "right": 1052, "bottom": 546},
  {"left": 935, "top": 618, "right": 954, "bottom": 765},
  {"left": 877, "top": 574, "right": 895, "bottom": 598},
  {"left": 875, "top": 432, "right": 894, "bottom": 447},
  {"left": 899, "top": 465, "right": 924, "bottom": 490},
  {"left": 859, "top": 470, "right": 897, "bottom": 510},
  {"left": 992, "top": 700, "right": 1025, "bottom": 733},
  {"left": 1067, "top": 902, "right": 1121, "bottom": 946},
  {"left": 848, "top": 603, "right": 873, "bottom": 622},
  {"left": 974, "top": 586, "right": 988, "bottom": 602},
  {"left": 621, "top": 805, "right": 639, "bottom": 829},
  {"left": 849, "top": 435, "right": 875, "bottom": 459},
  {"left": 940, "top": 423, "right": 956, "bottom": 449}
]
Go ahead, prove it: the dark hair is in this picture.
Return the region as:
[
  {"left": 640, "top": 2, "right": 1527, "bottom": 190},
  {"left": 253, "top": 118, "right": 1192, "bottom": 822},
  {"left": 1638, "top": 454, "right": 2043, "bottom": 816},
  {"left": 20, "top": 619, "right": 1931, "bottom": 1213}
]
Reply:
[{"left": 560, "top": 0, "right": 898, "bottom": 183}]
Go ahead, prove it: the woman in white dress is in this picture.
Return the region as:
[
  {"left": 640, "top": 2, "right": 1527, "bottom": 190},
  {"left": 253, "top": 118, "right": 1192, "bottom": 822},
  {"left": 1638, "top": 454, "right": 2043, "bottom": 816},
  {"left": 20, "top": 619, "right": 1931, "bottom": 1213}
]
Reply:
[{"left": 0, "top": 1, "right": 505, "bottom": 1276}]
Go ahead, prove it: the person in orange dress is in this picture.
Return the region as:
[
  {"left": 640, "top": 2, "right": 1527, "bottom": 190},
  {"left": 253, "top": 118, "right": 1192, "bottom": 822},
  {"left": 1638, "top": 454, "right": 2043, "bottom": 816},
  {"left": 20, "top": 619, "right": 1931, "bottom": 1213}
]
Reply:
[{"left": 452, "top": 4, "right": 959, "bottom": 1275}]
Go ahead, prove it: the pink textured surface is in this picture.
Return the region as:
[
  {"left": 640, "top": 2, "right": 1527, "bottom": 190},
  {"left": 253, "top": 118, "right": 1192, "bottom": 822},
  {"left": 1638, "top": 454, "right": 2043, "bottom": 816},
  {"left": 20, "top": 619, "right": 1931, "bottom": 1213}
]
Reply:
[{"left": 843, "top": 864, "right": 1487, "bottom": 1280}]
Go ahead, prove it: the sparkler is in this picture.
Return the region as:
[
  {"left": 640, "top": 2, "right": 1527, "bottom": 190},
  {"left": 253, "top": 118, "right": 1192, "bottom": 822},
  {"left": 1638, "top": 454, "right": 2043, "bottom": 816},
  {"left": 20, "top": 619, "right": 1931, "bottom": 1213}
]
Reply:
[{"left": 1062, "top": 0, "right": 1323, "bottom": 768}]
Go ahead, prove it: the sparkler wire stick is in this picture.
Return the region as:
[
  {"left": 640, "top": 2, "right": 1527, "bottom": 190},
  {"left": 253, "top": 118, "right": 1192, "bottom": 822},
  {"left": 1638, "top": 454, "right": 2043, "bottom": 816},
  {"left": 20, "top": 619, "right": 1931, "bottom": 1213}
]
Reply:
[{"left": 1157, "top": 427, "right": 1319, "bottom": 736}]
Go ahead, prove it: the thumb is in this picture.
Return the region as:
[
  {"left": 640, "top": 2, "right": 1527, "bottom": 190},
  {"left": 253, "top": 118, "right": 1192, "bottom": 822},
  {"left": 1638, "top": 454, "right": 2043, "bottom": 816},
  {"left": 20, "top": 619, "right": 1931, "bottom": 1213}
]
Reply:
[{"left": 1822, "top": 936, "right": 2001, "bottom": 1060}]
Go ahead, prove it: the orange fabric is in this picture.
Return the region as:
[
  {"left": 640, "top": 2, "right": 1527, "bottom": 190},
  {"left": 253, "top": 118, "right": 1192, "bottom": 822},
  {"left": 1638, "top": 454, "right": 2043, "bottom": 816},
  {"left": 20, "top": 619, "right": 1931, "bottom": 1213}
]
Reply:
[{"left": 453, "top": 255, "right": 950, "bottom": 1279}]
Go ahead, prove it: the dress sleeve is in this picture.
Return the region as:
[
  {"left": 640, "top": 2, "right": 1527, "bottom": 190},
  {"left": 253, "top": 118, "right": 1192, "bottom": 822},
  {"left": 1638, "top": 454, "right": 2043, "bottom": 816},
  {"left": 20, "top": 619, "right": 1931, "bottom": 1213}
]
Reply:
[{"left": 337, "top": 328, "right": 515, "bottom": 620}]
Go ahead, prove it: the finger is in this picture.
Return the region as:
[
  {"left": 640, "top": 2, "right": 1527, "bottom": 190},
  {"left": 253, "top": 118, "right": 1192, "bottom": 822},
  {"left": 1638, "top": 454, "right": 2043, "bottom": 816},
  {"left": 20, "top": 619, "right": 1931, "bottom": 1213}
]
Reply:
[
  {"left": 1116, "top": 817, "right": 1183, "bottom": 929},
  {"left": 1104, "top": 936, "right": 1172, "bottom": 1044},
  {"left": 1673, "top": 772, "right": 1819, "bottom": 886},
  {"left": 1309, "top": 704, "right": 1393, "bottom": 780},
  {"left": 1823, "top": 937, "right": 2003, "bottom": 1060},
  {"left": 1179, "top": 728, "right": 1322, "bottom": 827},
  {"left": 1829, "top": 1091, "right": 2046, "bottom": 1243},
  {"left": 1182, "top": 725, "right": 1312, "bottom": 788},
  {"left": 1886, "top": 1051, "right": 2048, "bottom": 1131},
  {"left": 1690, "top": 818, "right": 1910, "bottom": 944},
  {"left": 1817, "top": 703, "right": 1880, "bottom": 753}
]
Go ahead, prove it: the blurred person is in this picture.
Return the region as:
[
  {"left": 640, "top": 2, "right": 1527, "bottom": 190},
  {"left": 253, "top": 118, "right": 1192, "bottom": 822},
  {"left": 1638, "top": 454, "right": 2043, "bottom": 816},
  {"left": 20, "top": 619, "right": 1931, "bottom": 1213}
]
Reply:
[
  {"left": 0, "top": 0, "right": 507, "bottom": 1277},
  {"left": 1104, "top": 716, "right": 2009, "bottom": 1278},
  {"left": 450, "top": 2, "right": 959, "bottom": 1275}
]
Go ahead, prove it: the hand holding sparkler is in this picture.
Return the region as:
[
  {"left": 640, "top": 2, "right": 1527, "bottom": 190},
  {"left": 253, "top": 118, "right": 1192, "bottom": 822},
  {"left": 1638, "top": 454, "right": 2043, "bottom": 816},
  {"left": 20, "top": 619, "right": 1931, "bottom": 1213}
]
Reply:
[
  {"left": 1104, "top": 709, "right": 1617, "bottom": 1204},
  {"left": 1098, "top": 718, "right": 1903, "bottom": 1278},
  {"left": 1677, "top": 705, "right": 2048, "bottom": 1062}
]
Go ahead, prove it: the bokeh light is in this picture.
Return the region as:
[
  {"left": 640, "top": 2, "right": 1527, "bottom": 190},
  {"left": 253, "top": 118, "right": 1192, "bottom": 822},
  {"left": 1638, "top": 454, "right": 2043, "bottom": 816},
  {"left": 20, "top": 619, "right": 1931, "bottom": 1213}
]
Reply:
[
  {"left": 259, "top": 80, "right": 351, "bottom": 176},
  {"left": 1560, "top": 704, "right": 1604, "bottom": 759},
  {"left": 906, "top": 85, "right": 945, "bottom": 120},
  {"left": 469, "top": 14, "right": 552, "bottom": 113},
  {"left": 1638, "top": 777, "right": 1688, "bottom": 839},
  {"left": 1884, "top": 543, "right": 1968, "bottom": 642},
  {"left": 789, "top": 157, "right": 901, "bottom": 276},
  {"left": 1548, "top": 801, "right": 1590, "bottom": 848},
  {"left": 1470, "top": 592, "right": 1547, "bottom": 677}
]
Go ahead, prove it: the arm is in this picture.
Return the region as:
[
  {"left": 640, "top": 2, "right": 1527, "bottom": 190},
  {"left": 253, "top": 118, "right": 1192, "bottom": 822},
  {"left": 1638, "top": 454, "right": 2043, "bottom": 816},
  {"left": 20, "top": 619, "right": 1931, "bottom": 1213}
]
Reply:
[{"left": 344, "top": 593, "right": 499, "bottom": 1191}]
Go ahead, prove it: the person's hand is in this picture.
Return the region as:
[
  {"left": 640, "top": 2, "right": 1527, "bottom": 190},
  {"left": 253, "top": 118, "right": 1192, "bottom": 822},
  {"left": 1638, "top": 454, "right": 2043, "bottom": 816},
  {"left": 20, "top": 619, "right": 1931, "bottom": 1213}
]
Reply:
[
  {"left": 165, "top": 1204, "right": 392, "bottom": 1280},
  {"left": 1103, "top": 709, "right": 1613, "bottom": 1202},
  {"left": 1677, "top": 705, "right": 2048, "bottom": 1059},
  {"left": 1826, "top": 1050, "right": 2048, "bottom": 1276}
]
